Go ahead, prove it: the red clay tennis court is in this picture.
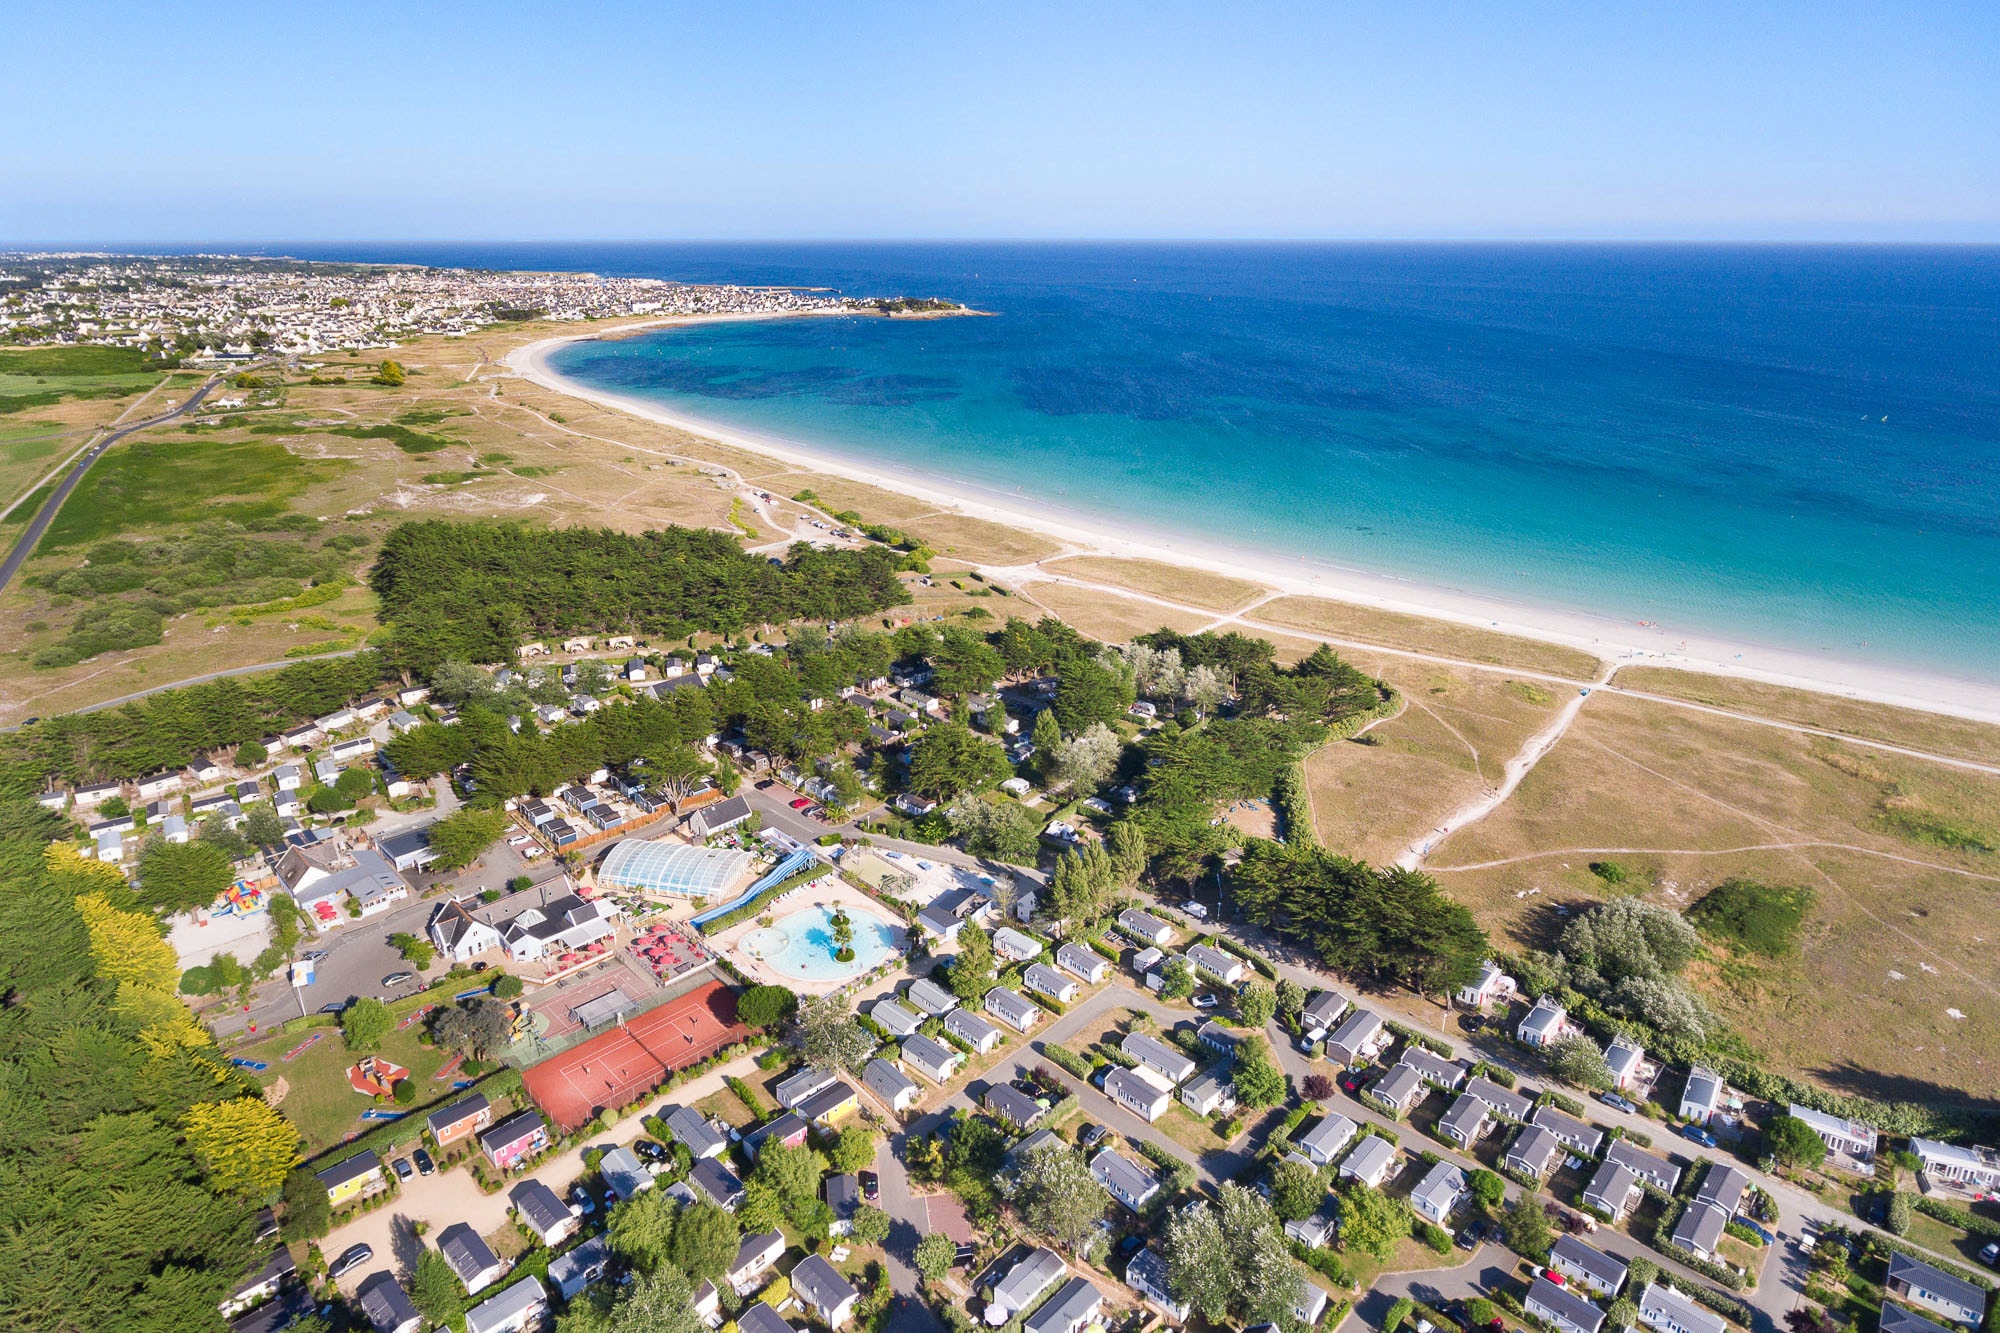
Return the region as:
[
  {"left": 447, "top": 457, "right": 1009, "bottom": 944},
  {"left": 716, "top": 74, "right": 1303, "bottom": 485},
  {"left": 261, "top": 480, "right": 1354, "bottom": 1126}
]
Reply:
[{"left": 522, "top": 979, "right": 747, "bottom": 1131}]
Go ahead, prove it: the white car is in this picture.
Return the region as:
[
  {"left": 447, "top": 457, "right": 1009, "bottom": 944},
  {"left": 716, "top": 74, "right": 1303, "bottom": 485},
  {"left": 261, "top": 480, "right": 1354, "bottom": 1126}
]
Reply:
[{"left": 1182, "top": 901, "right": 1209, "bottom": 919}]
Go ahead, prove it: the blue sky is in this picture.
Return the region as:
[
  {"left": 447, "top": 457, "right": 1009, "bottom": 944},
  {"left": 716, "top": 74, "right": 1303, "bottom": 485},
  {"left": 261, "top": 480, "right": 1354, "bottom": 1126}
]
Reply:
[{"left": 6, "top": 1, "right": 1995, "bottom": 241}]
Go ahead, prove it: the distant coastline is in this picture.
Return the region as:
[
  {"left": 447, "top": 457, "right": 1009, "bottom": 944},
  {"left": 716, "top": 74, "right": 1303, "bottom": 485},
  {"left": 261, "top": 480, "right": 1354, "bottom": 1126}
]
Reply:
[{"left": 509, "top": 317, "right": 2000, "bottom": 726}]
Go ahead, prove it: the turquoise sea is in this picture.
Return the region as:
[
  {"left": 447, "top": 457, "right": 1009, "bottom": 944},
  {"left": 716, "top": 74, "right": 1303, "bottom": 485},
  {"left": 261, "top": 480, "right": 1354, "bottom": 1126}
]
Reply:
[{"left": 294, "top": 243, "right": 2000, "bottom": 682}]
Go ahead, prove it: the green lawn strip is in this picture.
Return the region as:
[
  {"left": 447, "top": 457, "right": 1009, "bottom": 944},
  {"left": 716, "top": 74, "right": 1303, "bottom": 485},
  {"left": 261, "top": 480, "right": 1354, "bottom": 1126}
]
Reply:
[{"left": 40, "top": 437, "right": 348, "bottom": 548}]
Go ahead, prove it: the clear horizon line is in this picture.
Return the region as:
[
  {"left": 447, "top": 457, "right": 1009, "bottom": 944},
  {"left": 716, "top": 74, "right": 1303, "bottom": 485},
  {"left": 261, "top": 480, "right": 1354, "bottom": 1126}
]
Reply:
[{"left": 7, "top": 235, "right": 2000, "bottom": 251}]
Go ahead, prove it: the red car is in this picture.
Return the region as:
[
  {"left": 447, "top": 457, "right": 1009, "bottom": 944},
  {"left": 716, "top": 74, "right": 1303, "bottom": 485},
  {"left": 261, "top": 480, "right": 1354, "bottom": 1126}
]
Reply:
[{"left": 789, "top": 797, "right": 813, "bottom": 810}]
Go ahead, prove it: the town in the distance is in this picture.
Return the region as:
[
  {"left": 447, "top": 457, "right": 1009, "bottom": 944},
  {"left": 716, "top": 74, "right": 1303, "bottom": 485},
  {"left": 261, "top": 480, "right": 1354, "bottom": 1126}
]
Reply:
[{"left": 1, "top": 256, "right": 1995, "bottom": 1333}]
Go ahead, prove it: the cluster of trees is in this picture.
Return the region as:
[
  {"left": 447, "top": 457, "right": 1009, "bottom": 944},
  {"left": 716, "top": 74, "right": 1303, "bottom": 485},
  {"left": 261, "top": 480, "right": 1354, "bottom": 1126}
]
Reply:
[
  {"left": 1232, "top": 840, "right": 1489, "bottom": 998},
  {"left": 1162, "top": 1183, "right": 1311, "bottom": 1328},
  {"left": 0, "top": 806, "right": 295, "bottom": 1330},
  {"left": 1513, "top": 899, "right": 1719, "bottom": 1055},
  {"left": 1008, "top": 1141, "right": 1111, "bottom": 1256},
  {"left": 368, "top": 520, "right": 911, "bottom": 671},
  {"left": 0, "top": 651, "right": 391, "bottom": 798},
  {"left": 1041, "top": 825, "right": 1147, "bottom": 933}
]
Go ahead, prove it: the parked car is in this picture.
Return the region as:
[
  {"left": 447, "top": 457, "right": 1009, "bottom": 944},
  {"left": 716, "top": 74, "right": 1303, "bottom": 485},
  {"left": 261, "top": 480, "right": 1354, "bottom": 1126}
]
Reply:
[
  {"left": 571, "top": 1188, "right": 597, "bottom": 1215},
  {"left": 633, "top": 1139, "right": 670, "bottom": 1164},
  {"left": 1078, "top": 1123, "right": 1108, "bottom": 1149},
  {"left": 1182, "top": 901, "right": 1209, "bottom": 920},
  {"left": 382, "top": 972, "right": 416, "bottom": 988},
  {"left": 1738, "top": 1219, "right": 1777, "bottom": 1245},
  {"left": 1979, "top": 1241, "right": 1999, "bottom": 1267},
  {"left": 301, "top": 950, "right": 329, "bottom": 963},
  {"left": 1456, "top": 1227, "right": 1481, "bottom": 1250},
  {"left": 860, "top": 1170, "right": 879, "bottom": 1203},
  {"left": 317, "top": 1002, "right": 347, "bottom": 1015},
  {"left": 1680, "top": 1123, "right": 1719, "bottom": 1149},
  {"left": 391, "top": 1157, "right": 414, "bottom": 1181},
  {"left": 1192, "top": 993, "right": 1220, "bottom": 1010},
  {"left": 329, "top": 1244, "right": 374, "bottom": 1280},
  {"left": 1339, "top": 1071, "right": 1365, "bottom": 1094},
  {"left": 755, "top": 779, "right": 775, "bottom": 790},
  {"left": 1600, "top": 1092, "right": 1638, "bottom": 1113},
  {"left": 789, "top": 797, "right": 813, "bottom": 810},
  {"left": 414, "top": 1149, "right": 435, "bottom": 1177},
  {"left": 1533, "top": 1267, "right": 1567, "bottom": 1287}
]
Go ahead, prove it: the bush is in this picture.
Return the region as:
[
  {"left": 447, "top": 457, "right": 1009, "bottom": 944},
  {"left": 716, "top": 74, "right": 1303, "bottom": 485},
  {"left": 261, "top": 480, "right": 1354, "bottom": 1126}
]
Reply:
[
  {"left": 1417, "top": 1221, "right": 1454, "bottom": 1254},
  {"left": 1687, "top": 878, "right": 1815, "bottom": 958},
  {"left": 393, "top": 1079, "right": 417, "bottom": 1106},
  {"left": 491, "top": 973, "right": 523, "bottom": 1000},
  {"left": 236, "top": 740, "right": 268, "bottom": 767},
  {"left": 1886, "top": 1191, "right": 1912, "bottom": 1236}
]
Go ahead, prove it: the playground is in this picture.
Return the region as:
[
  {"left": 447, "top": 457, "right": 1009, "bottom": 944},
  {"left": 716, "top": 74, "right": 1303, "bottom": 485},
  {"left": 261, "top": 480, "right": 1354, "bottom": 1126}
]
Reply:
[{"left": 521, "top": 978, "right": 748, "bottom": 1132}]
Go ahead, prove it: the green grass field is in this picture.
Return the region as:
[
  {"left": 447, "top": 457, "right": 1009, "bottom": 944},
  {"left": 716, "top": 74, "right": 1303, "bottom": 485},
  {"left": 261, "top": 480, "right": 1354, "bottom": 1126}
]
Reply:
[
  {"left": 41, "top": 437, "right": 349, "bottom": 548},
  {"left": 236, "top": 1005, "right": 462, "bottom": 1154}
]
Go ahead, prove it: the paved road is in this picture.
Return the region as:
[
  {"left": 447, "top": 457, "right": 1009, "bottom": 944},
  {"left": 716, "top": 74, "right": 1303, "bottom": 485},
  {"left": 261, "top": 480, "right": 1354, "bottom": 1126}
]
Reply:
[{"left": 0, "top": 372, "right": 225, "bottom": 593}]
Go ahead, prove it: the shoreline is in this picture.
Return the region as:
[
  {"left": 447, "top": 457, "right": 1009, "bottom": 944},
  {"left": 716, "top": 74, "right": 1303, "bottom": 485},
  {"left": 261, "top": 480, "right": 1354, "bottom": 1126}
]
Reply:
[{"left": 505, "top": 318, "right": 2000, "bottom": 727}]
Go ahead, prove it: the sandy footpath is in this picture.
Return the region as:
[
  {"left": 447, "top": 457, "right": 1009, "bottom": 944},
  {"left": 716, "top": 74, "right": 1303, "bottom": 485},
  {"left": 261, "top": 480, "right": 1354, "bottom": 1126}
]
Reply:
[{"left": 505, "top": 320, "right": 2000, "bottom": 726}]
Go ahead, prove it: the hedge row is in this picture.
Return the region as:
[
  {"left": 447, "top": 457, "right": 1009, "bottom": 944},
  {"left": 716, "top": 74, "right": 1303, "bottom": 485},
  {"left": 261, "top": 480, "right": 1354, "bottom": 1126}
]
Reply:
[
  {"left": 1912, "top": 1196, "right": 2000, "bottom": 1241},
  {"left": 1385, "top": 1020, "right": 1453, "bottom": 1060}
]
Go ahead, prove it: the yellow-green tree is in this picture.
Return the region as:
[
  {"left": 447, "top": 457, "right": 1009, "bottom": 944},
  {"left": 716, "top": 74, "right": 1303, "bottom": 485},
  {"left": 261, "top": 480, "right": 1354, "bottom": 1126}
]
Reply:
[
  {"left": 185, "top": 1096, "right": 301, "bottom": 1196},
  {"left": 372, "top": 359, "right": 407, "bottom": 386}
]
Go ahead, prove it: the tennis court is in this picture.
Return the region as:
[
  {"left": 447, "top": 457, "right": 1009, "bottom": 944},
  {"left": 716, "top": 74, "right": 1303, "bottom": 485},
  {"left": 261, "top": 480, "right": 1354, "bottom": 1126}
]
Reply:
[{"left": 521, "top": 978, "right": 747, "bottom": 1131}]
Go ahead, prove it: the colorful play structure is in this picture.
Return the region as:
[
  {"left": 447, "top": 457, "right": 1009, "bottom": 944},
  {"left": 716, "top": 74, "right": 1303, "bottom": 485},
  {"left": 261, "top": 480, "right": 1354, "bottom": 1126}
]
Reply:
[
  {"left": 212, "top": 880, "right": 270, "bottom": 919},
  {"left": 281, "top": 1032, "right": 324, "bottom": 1062},
  {"left": 346, "top": 1055, "right": 410, "bottom": 1098}
]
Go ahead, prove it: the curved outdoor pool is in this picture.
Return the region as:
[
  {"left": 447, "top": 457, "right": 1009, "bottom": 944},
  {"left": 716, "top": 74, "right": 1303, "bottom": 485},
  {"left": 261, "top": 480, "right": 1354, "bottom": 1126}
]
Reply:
[{"left": 743, "top": 904, "right": 903, "bottom": 983}]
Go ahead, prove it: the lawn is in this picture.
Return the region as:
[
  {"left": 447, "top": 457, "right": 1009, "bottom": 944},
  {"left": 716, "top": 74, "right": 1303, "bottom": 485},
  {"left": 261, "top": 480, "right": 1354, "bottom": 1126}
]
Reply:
[
  {"left": 41, "top": 436, "right": 350, "bottom": 548},
  {"left": 234, "top": 996, "right": 468, "bottom": 1155},
  {"left": 1151, "top": 1101, "right": 1238, "bottom": 1155}
]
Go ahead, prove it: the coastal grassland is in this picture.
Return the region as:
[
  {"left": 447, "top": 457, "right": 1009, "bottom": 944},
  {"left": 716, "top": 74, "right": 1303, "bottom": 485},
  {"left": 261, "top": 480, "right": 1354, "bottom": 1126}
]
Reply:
[
  {"left": 1043, "top": 554, "right": 1268, "bottom": 613},
  {"left": 897, "top": 510, "right": 1065, "bottom": 564},
  {"left": 1256, "top": 593, "right": 1603, "bottom": 680},
  {"left": 1014, "top": 576, "right": 1213, "bottom": 642},
  {"left": 1428, "top": 690, "right": 2000, "bottom": 1101},
  {"left": 760, "top": 470, "right": 942, "bottom": 524},
  {"left": 1614, "top": 665, "right": 2000, "bottom": 766},
  {"left": 1302, "top": 656, "right": 1564, "bottom": 866},
  {"left": 0, "top": 427, "right": 82, "bottom": 519},
  {"left": 41, "top": 435, "right": 349, "bottom": 548}
]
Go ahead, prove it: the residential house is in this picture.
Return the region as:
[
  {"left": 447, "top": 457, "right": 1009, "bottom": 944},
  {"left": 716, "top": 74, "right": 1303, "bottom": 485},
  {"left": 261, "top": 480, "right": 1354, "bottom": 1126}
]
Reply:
[
  {"left": 798, "top": 1081, "right": 860, "bottom": 1127},
  {"left": 1505, "top": 1125, "right": 1563, "bottom": 1180},
  {"left": 375, "top": 826, "right": 434, "bottom": 872},
  {"left": 1186, "top": 943, "right": 1245, "bottom": 985},
  {"left": 993, "top": 927, "right": 1043, "bottom": 962},
  {"left": 1399, "top": 1047, "right": 1467, "bottom": 1092},
  {"left": 1301, "top": 990, "right": 1351, "bottom": 1040},
  {"left": 600, "top": 1146, "right": 654, "bottom": 1202},
  {"left": 1197, "top": 1019, "right": 1242, "bottom": 1055},
  {"left": 1883, "top": 1305, "right": 1962, "bottom": 1333},
  {"left": 273, "top": 764, "right": 305, "bottom": 791},
  {"left": 354, "top": 1273, "right": 422, "bottom": 1333},
  {"left": 428, "top": 900, "right": 503, "bottom": 963},
  {"left": 663, "top": 1104, "right": 728, "bottom": 1159},
  {"left": 1680, "top": 1066, "right": 1725, "bottom": 1125},
  {"left": 437, "top": 1223, "right": 507, "bottom": 1295},
  {"left": 864, "top": 1058, "right": 921, "bottom": 1112},
  {"left": 1297, "top": 1113, "right": 1359, "bottom": 1167},
  {"left": 992, "top": 1247, "right": 1066, "bottom": 1320},
  {"left": 1605, "top": 1035, "right": 1649, "bottom": 1093},
  {"left": 985, "top": 987, "right": 1043, "bottom": 1032},
  {"left": 1551, "top": 1235, "right": 1629, "bottom": 1297},
  {"left": 547, "top": 1238, "right": 610, "bottom": 1303},
  {"left": 792, "top": 1254, "right": 860, "bottom": 1329},
  {"left": 776, "top": 1065, "right": 839, "bottom": 1110},
  {"left": 508, "top": 1178, "right": 579, "bottom": 1247},
  {"left": 1117, "top": 908, "right": 1174, "bottom": 946},
  {"left": 222, "top": 1245, "right": 297, "bottom": 1318},
  {"left": 684, "top": 794, "right": 753, "bottom": 836},
  {"left": 1286, "top": 1195, "right": 1344, "bottom": 1251},
  {"left": 905, "top": 977, "right": 959, "bottom": 1016},
  {"left": 824, "top": 1175, "right": 860, "bottom": 1237},
  {"left": 892, "top": 793, "right": 939, "bottom": 819},
  {"left": 1465, "top": 1075, "right": 1535, "bottom": 1123},
  {"left": 1527, "top": 1277, "right": 1608, "bottom": 1333},
  {"left": 463, "top": 1276, "right": 546, "bottom": 1333},
  {"left": 1886, "top": 1254, "right": 1987, "bottom": 1326},
  {"left": 1518, "top": 996, "right": 1578, "bottom": 1049},
  {"left": 1791, "top": 1104, "right": 1879, "bottom": 1164},
  {"left": 1912, "top": 1139, "right": 2000, "bottom": 1194},
  {"left": 497, "top": 894, "right": 619, "bottom": 963},
  {"left": 478, "top": 1110, "right": 548, "bottom": 1170},
  {"left": 1366, "top": 1063, "right": 1426, "bottom": 1117},
  {"left": 916, "top": 904, "right": 963, "bottom": 942},
  {"left": 1091, "top": 1148, "right": 1161, "bottom": 1211},
  {"left": 944, "top": 1006, "right": 1002, "bottom": 1054},
  {"left": 330, "top": 737, "right": 375, "bottom": 763},
  {"left": 1605, "top": 1137, "right": 1682, "bottom": 1193},
  {"left": 1022, "top": 963, "right": 1078, "bottom": 1003},
  {"left": 1583, "top": 1160, "right": 1640, "bottom": 1220},
  {"left": 426, "top": 1094, "right": 493, "bottom": 1148},
  {"left": 1637, "top": 1283, "right": 1728, "bottom": 1333},
  {"left": 1295, "top": 1282, "right": 1332, "bottom": 1329},
  {"left": 734, "top": 1304, "right": 794, "bottom": 1333},
  {"left": 1097, "top": 1064, "right": 1168, "bottom": 1119},
  {"left": 1695, "top": 1163, "right": 1750, "bottom": 1214},
  {"left": 901, "top": 1033, "right": 963, "bottom": 1084},
  {"left": 1531, "top": 1105, "right": 1606, "bottom": 1158},
  {"left": 1055, "top": 943, "right": 1109, "bottom": 984},
  {"left": 136, "top": 769, "right": 182, "bottom": 800},
  {"left": 741, "top": 1111, "right": 810, "bottom": 1158},
  {"left": 688, "top": 1158, "right": 746, "bottom": 1210},
  {"left": 728, "top": 1229, "right": 786, "bottom": 1293},
  {"left": 1410, "top": 1161, "right": 1467, "bottom": 1225},
  {"left": 1125, "top": 1248, "right": 1189, "bottom": 1320},
  {"left": 315, "top": 1151, "right": 383, "bottom": 1208},
  {"left": 1180, "top": 1066, "right": 1237, "bottom": 1117},
  {"left": 871, "top": 998, "right": 924, "bottom": 1038},
  {"left": 1326, "top": 1009, "right": 1388, "bottom": 1067},
  {"left": 1340, "top": 1134, "right": 1398, "bottom": 1187},
  {"left": 388, "top": 709, "right": 422, "bottom": 735},
  {"left": 1671, "top": 1201, "right": 1731, "bottom": 1261},
  {"left": 1025, "top": 1277, "right": 1103, "bottom": 1333},
  {"left": 1121, "top": 1032, "right": 1197, "bottom": 1085},
  {"left": 72, "top": 780, "right": 122, "bottom": 807},
  {"left": 986, "top": 1083, "right": 1047, "bottom": 1130},
  {"left": 1438, "top": 1094, "right": 1491, "bottom": 1148}
]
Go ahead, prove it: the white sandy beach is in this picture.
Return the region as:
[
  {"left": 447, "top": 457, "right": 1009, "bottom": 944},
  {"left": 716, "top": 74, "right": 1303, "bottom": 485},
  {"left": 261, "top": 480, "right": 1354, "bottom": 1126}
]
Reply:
[{"left": 506, "top": 319, "right": 2000, "bottom": 727}]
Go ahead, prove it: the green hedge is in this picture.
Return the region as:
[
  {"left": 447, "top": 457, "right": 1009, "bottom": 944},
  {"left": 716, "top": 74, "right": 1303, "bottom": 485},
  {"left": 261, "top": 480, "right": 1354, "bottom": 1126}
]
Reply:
[
  {"left": 1385, "top": 1021, "right": 1453, "bottom": 1059},
  {"left": 1913, "top": 1196, "right": 2000, "bottom": 1240},
  {"left": 695, "top": 861, "right": 831, "bottom": 936},
  {"left": 1042, "top": 1044, "right": 1093, "bottom": 1079}
]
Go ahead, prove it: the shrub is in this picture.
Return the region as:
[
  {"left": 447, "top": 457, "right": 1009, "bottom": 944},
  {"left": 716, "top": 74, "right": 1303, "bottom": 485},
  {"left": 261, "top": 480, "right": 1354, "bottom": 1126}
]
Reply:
[
  {"left": 1417, "top": 1221, "right": 1454, "bottom": 1254},
  {"left": 1687, "top": 878, "right": 1816, "bottom": 958}
]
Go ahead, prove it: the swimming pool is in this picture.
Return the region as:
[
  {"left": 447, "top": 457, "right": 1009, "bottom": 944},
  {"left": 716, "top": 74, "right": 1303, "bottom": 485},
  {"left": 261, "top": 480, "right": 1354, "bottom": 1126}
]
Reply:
[{"left": 742, "top": 904, "right": 903, "bottom": 983}]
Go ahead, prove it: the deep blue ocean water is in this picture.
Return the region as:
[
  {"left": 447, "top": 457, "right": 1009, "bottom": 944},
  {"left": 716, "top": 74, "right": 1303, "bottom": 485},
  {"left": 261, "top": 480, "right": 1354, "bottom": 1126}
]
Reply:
[{"left": 278, "top": 243, "right": 2000, "bottom": 680}]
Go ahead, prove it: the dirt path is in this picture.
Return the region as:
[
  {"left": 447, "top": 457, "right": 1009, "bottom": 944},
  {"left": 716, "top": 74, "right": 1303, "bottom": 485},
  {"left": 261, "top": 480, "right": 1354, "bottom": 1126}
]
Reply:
[{"left": 1433, "top": 840, "right": 2000, "bottom": 885}]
